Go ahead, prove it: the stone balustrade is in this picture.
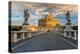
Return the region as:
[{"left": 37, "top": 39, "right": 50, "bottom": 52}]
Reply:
[
  {"left": 64, "top": 30, "right": 78, "bottom": 40},
  {"left": 11, "top": 31, "right": 39, "bottom": 43},
  {"left": 58, "top": 30, "right": 78, "bottom": 40}
]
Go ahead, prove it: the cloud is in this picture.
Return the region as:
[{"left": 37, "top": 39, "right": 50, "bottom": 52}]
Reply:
[
  {"left": 23, "top": 2, "right": 78, "bottom": 17},
  {"left": 11, "top": 1, "right": 78, "bottom": 25},
  {"left": 53, "top": 4, "right": 78, "bottom": 16}
]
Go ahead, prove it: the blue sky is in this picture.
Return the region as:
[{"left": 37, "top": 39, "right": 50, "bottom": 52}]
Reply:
[{"left": 11, "top": 1, "right": 78, "bottom": 25}]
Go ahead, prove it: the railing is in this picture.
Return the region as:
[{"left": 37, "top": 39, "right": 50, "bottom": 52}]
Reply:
[
  {"left": 57, "top": 30, "right": 78, "bottom": 40},
  {"left": 11, "top": 31, "right": 44, "bottom": 43}
]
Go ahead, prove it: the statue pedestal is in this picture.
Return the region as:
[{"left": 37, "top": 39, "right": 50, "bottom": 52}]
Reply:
[
  {"left": 21, "top": 23, "right": 29, "bottom": 31},
  {"left": 64, "top": 24, "right": 73, "bottom": 38},
  {"left": 65, "top": 24, "right": 72, "bottom": 30}
]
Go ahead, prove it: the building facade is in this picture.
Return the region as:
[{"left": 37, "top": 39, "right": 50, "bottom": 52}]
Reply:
[{"left": 38, "top": 13, "right": 60, "bottom": 31}]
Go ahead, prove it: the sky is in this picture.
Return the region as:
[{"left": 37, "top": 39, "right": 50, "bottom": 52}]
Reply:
[{"left": 10, "top": 1, "right": 78, "bottom": 25}]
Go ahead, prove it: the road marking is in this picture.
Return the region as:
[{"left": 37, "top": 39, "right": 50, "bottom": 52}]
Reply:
[
  {"left": 56, "top": 32, "right": 78, "bottom": 48},
  {"left": 12, "top": 38, "right": 33, "bottom": 50},
  {"left": 12, "top": 32, "right": 45, "bottom": 50}
]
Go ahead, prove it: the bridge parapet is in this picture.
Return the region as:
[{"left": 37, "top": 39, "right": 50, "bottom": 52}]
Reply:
[
  {"left": 11, "top": 31, "right": 40, "bottom": 43},
  {"left": 57, "top": 30, "right": 78, "bottom": 40}
]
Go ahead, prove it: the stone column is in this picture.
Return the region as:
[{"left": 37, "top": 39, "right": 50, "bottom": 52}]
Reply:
[
  {"left": 26, "top": 33, "right": 28, "bottom": 38},
  {"left": 22, "top": 32, "right": 25, "bottom": 40},
  {"left": 73, "top": 31, "right": 77, "bottom": 40},
  {"left": 29, "top": 32, "right": 31, "bottom": 38},
  {"left": 68, "top": 31, "right": 71, "bottom": 38},
  {"left": 13, "top": 33, "right": 18, "bottom": 43},
  {"left": 64, "top": 31, "right": 66, "bottom": 37}
]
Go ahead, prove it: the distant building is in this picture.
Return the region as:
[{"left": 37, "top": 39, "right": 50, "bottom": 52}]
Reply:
[
  {"left": 38, "top": 18, "right": 46, "bottom": 32},
  {"left": 38, "top": 13, "right": 60, "bottom": 31},
  {"left": 28, "top": 25, "right": 39, "bottom": 32},
  {"left": 38, "top": 19, "right": 46, "bottom": 26}
]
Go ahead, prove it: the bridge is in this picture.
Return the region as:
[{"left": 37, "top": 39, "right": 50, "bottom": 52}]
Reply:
[{"left": 10, "top": 30, "right": 78, "bottom": 53}]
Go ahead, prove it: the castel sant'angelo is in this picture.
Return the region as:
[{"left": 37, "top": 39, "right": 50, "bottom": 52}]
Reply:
[{"left": 29, "top": 13, "right": 60, "bottom": 32}]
